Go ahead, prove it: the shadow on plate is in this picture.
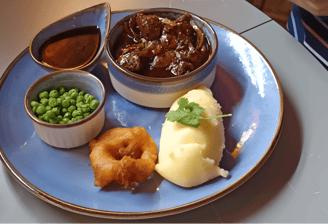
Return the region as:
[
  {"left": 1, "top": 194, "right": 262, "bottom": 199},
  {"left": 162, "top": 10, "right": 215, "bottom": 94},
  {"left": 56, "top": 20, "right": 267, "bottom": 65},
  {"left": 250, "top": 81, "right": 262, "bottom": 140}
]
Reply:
[
  {"left": 99, "top": 172, "right": 163, "bottom": 194},
  {"left": 210, "top": 91, "right": 303, "bottom": 222},
  {"left": 212, "top": 65, "right": 243, "bottom": 171}
]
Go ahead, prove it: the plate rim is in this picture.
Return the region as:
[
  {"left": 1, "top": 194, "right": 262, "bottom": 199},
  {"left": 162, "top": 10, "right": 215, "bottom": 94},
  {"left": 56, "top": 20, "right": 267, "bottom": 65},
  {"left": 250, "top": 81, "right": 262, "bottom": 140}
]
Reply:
[{"left": 0, "top": 9, "right": 284, "bottom": 220}]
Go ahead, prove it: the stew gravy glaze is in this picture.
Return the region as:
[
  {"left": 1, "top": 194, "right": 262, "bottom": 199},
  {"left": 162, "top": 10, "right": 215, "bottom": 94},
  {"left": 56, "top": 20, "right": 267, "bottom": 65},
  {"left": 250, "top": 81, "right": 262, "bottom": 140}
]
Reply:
[{"left": 112, "top": 13, "right": 211, "bottom": 78}]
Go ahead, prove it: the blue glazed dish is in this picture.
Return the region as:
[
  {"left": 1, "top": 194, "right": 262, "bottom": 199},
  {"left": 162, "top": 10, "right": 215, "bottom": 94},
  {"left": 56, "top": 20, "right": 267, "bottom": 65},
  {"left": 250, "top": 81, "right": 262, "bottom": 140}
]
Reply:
[
  {"left": 0, "top": 10, "right": 283, "bottom": 219},
  {"left": 29, "top": 3, "right": 111, "bottom": 72},
  {"left": 105, "top": 8, "right": 218, "bottom": 108}
]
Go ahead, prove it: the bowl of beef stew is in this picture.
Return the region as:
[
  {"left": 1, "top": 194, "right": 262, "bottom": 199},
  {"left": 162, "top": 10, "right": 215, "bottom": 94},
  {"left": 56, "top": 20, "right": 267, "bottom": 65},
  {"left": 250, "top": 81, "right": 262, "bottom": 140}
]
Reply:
[{"left": 105, "top": 8, "right": 218, "bottom": 108}]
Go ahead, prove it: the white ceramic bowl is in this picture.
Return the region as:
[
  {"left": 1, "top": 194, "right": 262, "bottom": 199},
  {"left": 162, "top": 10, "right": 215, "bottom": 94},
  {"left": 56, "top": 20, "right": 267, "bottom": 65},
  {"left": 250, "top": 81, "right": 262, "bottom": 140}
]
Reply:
[
  {"left": 105, "top": 8, "right": 218, "bottom": 108},
  {"left": 24, "top": 70, "right": 106, "bottom": 148}
]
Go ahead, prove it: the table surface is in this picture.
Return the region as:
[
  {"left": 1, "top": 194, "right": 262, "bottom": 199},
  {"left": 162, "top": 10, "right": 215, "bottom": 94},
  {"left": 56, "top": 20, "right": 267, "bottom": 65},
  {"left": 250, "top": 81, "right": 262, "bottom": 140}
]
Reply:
[{"left": 1, "top": 0, "right": 327, "bottom": 222}]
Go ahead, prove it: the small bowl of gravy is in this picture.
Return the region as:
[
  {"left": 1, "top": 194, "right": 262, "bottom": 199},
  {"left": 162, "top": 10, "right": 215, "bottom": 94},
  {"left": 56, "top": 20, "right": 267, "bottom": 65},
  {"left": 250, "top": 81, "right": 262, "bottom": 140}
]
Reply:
[
  {"left": 29, "top": 3, "right": 111, "bottom": 72},
  {"left": 105, "top": 8, "right": 218, "bottom": 108}
]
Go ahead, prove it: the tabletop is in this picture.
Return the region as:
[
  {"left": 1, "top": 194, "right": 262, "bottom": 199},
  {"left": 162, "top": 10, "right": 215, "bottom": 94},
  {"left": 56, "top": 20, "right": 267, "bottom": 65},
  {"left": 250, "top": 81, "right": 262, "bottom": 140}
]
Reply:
[{"left": 1, "top": 0, "right": 328, "bottom": 223}]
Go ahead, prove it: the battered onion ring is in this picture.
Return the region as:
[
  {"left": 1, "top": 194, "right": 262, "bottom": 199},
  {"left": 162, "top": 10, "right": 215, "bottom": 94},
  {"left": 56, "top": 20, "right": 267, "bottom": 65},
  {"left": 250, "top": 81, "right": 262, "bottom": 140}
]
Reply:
[{"left": 89, "top": 127, "right": 157, "bottom": 188}]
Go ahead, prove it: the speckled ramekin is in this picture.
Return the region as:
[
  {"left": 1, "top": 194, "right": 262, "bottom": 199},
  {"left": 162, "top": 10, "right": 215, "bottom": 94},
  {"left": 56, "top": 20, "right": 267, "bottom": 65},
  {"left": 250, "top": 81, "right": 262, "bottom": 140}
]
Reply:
[
  {"left": 24, "top": 70, "right": 106, "bottom": 148},
  {"left": 29, "top": 3, "right": 111, "bottom": 72},
  {"left": 105, "top": 8, "right": 218, "bottom": 108}
]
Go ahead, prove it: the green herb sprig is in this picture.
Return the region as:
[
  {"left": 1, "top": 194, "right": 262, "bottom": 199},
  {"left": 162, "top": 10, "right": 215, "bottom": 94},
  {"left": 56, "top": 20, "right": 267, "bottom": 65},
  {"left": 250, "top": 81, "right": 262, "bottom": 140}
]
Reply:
[{"left": 165, "top": 98, "right": 232, "bottom": 128}]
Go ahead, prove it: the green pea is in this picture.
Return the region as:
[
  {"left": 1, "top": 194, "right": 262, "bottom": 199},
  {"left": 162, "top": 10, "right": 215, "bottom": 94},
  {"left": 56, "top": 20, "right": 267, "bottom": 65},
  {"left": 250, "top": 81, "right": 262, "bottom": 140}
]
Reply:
[
  {"left": 36, "top": 105, "right": 46, "bottom": 115},
  {"left": 59, "top": 87, "right": 65, "bottom": 95},
  {"left": 48, "top": 98, "right": 58, "bottom": 107},
  {"left": 76, "top": 110, "right": 83, "bottom": 116},
  {"left": 49, "top": 90, "right": 59, "bottom": 98},
  {"left": 84, "top": 94, "right": 93, "bottom": 103},
  {"left": 62, "top": 108, "right": 68, "bottom": 113},
  {"left": 46, "top": 110, "right": 56, "bottom": 118},
  {"left": 72, "top": 110, "right": 78, "bottom": 118},
  {"left": 84, "top": 93, "right": 90, "bottom": 99},
  {"left": 38, "top": 115, "right": 44, "bottom": 121},
  {"left": 52, "top": 107, "right": 61, "bottom": 116},
  {"left": 39, "top": 91, "right": 49, "bottom": 99},
  {"left": 31, "top": 101, "right": 40, "bottom": 108},
  {"left": 68, "top": 88, "right": 78, "bottom": 95},
  {"left": 90, "top": 100, "right": 100, "bottom": 110},
  {"left": 40, "top": 98, "right": 49, "bottom": 106},
  {"left": 57, "top": 97, "right": 63, "bottom": 104},
  {"left": 79, "top": 90, "right": 86, "bottom": 96},
  {"left": 43, "top": 114, "right": 50, "bottom": 122},
  {"left": 49, "top": 117, "right": 59, "bottom": 124},
  {"left": 81, "top": 104, "right": 91, "bottom": 112},
  {"left": 62, "top": 117, "right": 69, "bottom": 123},
  {"left": 62, "top": 92, "right": 69, "bottom": 97},
  {"left": 74, "top": 116, "right": 83, "bottom": 122},
  {"left": 46, "top": 106, "right": 52, "bottom": 111},
  {"left": 83, "top": 112, "right": 91, "bottom": 118},
  {"left": 57, "top": 115, "right": 63, "bottom": 121},
  {"left": 70, "top": 91, "right": 78, "bottom": 99},
  {"left": 62, "top": 99, "right": 70, "bottom": 108},
  {"left": 76, "top": 102, "right": 83, "bottom": 108},
  {"left": 67, "top": 119, "right": 73, "bottom": 123},
  {"left": 70, "top": 99, "right": 76, "bottom": 105},
  {"left": 32, "top": 106, "right": 37, "bottom": 113},
  {"left": 76, "top": 95, "right": 84, "bottom": 103},
  {"left": 63, "top": 112, "right": 72, "bottom": 119},
  {"left": 77, "top": 107, "right": 82, "bottom": 112},
  {"left": 68, "top": 105, "right": 76, "bottom": 113}
]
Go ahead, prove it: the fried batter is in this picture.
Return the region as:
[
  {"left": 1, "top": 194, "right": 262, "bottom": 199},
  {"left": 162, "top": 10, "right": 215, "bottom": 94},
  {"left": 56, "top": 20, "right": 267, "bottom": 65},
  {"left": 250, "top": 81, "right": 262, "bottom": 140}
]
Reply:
[{"left": 89, "top": 127, "right": 157, "bottom": 188}]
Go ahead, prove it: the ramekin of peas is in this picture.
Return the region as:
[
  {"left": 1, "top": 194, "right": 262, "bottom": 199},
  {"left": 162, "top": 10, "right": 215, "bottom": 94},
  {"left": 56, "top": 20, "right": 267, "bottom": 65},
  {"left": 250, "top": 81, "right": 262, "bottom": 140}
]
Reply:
[
  {"left": 24, "top": 70, "right": 105, "bottom": 148},
  {"left": 31, "top": 87, "right": 100, "bottom": 124}
]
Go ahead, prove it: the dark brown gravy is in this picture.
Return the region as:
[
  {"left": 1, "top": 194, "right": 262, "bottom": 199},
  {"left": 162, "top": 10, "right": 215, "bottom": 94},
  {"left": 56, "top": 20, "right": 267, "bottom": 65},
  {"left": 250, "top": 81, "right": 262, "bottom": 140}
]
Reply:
[{"left": 39, "top": 26, "right": 101, "bottom": 69}]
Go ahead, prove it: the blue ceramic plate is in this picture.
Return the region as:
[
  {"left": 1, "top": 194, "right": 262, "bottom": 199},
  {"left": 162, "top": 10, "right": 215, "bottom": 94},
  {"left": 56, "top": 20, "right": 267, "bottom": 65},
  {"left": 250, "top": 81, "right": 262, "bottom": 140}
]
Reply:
[{"left": 0, "top": 10, "right": 283, "bottom": 219}]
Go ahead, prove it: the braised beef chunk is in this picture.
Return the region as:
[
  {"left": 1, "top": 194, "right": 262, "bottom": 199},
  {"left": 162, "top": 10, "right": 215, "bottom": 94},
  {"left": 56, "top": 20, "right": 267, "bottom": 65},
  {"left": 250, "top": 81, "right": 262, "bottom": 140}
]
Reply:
[
  {"left": 169, "top": 60, "right": 194, "bottom": 76},
  {"left": 114, "top": 12, "right": 210, "bottom": 77},
  {"left": 136, "top": 13, "right": 163, "bottom": 41},
  {"left": 138, "top": 41, "right": 162, "bottom": 57},
  {"left": 152, "top": 50, "right": 195, "bottom": 75},
  {"left": 152, "top": 51, "right": 177, "bottom": 69},
  {"left": 117, "top": 51, "right": 142, "bottom": 71}
]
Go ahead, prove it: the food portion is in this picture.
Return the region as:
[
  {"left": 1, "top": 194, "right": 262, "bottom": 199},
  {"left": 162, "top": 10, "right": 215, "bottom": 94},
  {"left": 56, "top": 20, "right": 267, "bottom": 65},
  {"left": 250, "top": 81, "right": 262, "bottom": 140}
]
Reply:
[
  {"left": 30, "top": 87, "right": 100, "bottom": 124},
  {"left": 155, "top": 86, "right": 229, "bottom": 188},
  {"left": 39, "top": 26, "right": 101, "bottom": 69},
  {"left": 113, "top": 13, "right": 211, "bottom": 78},
  {"left": 89, "top": 127, "right": 158, "bottom": 188}
]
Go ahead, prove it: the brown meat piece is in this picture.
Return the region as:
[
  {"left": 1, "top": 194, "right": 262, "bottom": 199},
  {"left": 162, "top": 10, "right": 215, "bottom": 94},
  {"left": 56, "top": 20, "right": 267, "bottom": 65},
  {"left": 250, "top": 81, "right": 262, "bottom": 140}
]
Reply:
[
  {"left": 136, "top": 13, "right": 163, "bottom": 41},
  {"left": 169, "top": 60, "right": 194, "bottom": 76},
  {"left": 179, "top": 42, "right": 200, "bottom": 63},
  {"left": 160, "top": 14, "right": 194, "bottom": 50},
  {"left": 117, "top": 51, "right": 142, "bottom": 71},
  {"left": 152, "top": 50, "right": 177, "bottom": 69},
  {"left": 152, "top": 50, "right": 194, "bottom": 76},
  {"left": 138, "top": 41, "right": 162, "bottom": 57}
]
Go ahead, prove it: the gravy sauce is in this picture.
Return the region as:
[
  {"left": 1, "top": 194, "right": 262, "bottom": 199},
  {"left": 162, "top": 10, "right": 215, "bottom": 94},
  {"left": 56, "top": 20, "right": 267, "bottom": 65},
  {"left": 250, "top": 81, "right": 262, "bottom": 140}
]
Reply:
[{"left": 39, "top": 26, "right": 101, "bottom": 69}]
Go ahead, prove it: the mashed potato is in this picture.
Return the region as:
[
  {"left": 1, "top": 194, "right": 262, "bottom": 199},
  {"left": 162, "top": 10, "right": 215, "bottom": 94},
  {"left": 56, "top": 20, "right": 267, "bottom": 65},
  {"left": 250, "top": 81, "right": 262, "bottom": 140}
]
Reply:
[{"left": 155, "top": 86, "right": 228, "bottom": 188}]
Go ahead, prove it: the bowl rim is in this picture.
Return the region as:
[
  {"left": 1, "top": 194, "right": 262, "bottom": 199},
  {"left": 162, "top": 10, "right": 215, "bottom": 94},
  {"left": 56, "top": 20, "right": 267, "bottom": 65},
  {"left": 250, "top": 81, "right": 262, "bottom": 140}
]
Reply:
[
  {"left": 28, "top": 2, "right": 111, "bottom": 71},
  {"left": 105, "top": 7, "right": 218, "bottom": 84},
  {"left": 24, "top": 70, "right": 106, "bottom": 128}
]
